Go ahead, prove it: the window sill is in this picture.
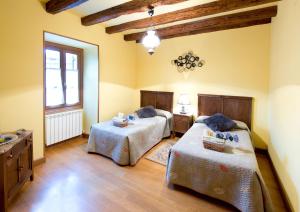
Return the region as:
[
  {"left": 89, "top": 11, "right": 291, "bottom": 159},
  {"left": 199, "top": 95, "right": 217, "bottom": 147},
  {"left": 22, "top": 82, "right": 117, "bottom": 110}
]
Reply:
[{"left": 45, "top": 105, "right": 82, "bottom": 115}]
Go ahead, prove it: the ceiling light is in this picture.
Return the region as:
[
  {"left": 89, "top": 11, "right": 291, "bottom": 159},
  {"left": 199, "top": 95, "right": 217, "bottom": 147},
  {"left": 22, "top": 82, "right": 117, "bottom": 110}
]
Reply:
[{"left": 142, "top": 6, "right": 160, "bottom": 55}]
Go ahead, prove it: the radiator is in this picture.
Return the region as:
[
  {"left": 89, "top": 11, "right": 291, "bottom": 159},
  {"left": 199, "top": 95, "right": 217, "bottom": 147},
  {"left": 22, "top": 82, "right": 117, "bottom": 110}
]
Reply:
[{"left": 45, "top": 109, "right": 83, "bottom": 146}]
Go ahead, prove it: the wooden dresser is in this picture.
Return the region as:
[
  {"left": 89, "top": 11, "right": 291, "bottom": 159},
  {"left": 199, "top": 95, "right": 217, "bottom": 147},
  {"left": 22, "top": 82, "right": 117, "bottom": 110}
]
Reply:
[{"left": 0, "top": 131, "right": 33, "bottom": 212}]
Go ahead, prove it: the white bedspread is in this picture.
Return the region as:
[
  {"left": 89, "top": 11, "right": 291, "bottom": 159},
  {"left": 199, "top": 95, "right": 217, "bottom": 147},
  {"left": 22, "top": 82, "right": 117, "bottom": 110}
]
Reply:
[
  {"left": 166, "top": 123, "right": 273, "bottom": 212},
  {"left": 87, "top": 114, "right": 171, "bottom": 166}
]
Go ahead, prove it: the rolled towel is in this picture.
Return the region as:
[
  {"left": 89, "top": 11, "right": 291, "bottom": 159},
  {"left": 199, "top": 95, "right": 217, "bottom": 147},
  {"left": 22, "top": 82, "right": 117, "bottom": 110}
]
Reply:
[{"left": 203, "top": 129, "right": 214, "bottom": 137}]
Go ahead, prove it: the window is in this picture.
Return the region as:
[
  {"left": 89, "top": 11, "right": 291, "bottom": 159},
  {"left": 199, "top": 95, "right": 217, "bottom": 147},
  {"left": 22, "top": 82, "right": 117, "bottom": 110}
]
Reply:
[{"left": 44, "top": 42, "right": 83, "bottom": 112}]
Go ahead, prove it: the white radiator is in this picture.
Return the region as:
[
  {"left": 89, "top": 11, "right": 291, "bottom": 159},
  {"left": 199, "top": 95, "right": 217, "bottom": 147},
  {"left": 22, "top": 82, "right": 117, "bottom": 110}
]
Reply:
[{"left": 45, "top": 109, "right": 83, "bottom": 146}]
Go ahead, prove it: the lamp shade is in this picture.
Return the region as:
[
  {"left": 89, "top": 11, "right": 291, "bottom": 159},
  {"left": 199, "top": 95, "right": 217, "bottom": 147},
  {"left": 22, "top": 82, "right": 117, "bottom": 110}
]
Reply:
[
  {"left": 178, "top": 94, "right": 190, "bottom": 105},
  {"left": 142, "top": 30, "right": 160, "bottom": 55}
]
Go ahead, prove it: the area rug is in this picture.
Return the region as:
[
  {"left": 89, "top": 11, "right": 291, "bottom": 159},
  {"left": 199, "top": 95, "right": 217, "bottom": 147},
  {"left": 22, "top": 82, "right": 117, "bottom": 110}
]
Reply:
[{"left": 146, "top": 140, "right": 176, "bottom": 166}]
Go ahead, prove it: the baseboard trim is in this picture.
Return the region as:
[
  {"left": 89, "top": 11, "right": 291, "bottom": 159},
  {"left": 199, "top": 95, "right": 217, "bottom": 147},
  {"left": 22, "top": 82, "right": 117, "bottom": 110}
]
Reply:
[
  {"left": 33, "top": 157, "right": 46, "bottom": 167},
  {"left": 255, "top": 147, "right": 293, "bottom": 212},
  {"left": 82, "top": 133, "right": 89, "bottom": 138},
  {"left": 254, "top": 147, "right": 268, "bottom": 155},
  {"left": 267, "top": 154, "right": 294, "bottom": 212}
]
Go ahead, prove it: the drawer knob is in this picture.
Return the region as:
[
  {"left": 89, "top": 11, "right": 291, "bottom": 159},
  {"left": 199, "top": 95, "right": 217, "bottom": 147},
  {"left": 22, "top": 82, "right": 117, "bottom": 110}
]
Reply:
[{"left": 8, "top": 154, "right": 13, "bottom": 159}]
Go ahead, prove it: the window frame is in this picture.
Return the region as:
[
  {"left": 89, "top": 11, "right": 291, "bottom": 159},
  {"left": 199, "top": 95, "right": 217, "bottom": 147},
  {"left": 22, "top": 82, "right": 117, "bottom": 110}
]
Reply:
[{"left": 44, "top": 41, "right": 83, "bottom": 113}]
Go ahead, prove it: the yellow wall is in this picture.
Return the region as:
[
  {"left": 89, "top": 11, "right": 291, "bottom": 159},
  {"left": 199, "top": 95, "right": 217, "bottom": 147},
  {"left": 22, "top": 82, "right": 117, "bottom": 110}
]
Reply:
[
  {"left": 269, "top": 0, "right": 300, "bottom": 210},
  {"left": 136, "top": 25, "right": 271, "bottom": 148},
  {"left": 0, "top": 0, "right": 137, "bottom": 160},
  {"left": 83, "top": 46, "right": 99, "bottom": 134},
  {"left": 1, "top": 2, "right": 297, "bottom": 209}
]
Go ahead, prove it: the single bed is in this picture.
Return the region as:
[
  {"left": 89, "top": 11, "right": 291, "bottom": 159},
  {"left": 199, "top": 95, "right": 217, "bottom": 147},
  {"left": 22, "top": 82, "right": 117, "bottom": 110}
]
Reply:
[
  {"left": 87, "top": 90, "right": 174, "bottom": 166},
  {"left": 166, "top": 94, "right": 272, "bottom": 212}
]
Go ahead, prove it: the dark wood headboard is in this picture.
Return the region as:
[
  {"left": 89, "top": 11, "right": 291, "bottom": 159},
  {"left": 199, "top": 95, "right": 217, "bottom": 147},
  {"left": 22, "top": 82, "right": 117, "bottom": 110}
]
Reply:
[
  {"left": 140, "top": 90, "right": 174, "bottom": 112},
  {"left": 198, "top": 94, "right": 253, "bottom": 130}
]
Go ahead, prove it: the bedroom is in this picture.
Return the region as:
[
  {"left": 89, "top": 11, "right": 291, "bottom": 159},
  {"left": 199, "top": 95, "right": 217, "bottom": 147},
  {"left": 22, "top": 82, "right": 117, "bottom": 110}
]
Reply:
[{"left": 0, "top": 0, "right": 299, "bottom": 211}]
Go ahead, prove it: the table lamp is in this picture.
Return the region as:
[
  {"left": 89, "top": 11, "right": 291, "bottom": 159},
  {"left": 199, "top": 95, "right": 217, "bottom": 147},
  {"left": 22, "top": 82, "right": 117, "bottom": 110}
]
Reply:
[{"left": 178, "top": 94, "right": 190, "bottom": 114}]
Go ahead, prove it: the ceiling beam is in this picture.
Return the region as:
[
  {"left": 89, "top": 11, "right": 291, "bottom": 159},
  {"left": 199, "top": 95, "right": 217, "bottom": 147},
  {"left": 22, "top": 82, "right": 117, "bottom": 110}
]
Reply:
[
  {"left": 154, "top": 18, "right": 271, "bottom": 41},
  {"left": 124, "top": 6, "right": 277, "bottom": 42},
  {"left": 46, "top": 0, "right": 88, "bottom": 14},
  {"left": 107, "top": 0, "right": 279, "bottom": 34},
  {"left": 81, "top": 0, "right": 187, "bottom": 26}
]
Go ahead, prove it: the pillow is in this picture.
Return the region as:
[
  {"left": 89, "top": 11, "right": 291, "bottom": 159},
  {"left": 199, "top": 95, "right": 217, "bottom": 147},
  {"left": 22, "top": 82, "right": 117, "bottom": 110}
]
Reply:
[
  {"left": 234, "top": 120, "right": 250, "bottom": 131},
  {"left": 203, "top": 113, "right": 237, "bottom": 132},
  {"left": 136, "top": 106, "right": 157, "bottom": 118},
  {"left": 195, "top": 115, "right": 209, "bottom": 123},
  {"left": 155, "top": 109, "right": 172, "bottom": 119}
]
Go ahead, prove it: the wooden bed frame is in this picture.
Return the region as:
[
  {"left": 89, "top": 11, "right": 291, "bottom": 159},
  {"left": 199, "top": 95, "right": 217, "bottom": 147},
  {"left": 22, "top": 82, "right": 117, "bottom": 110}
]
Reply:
[
  {"left": 140, "top": 90, "right": 174, "bottom": 113},
  {"left": 198, "top": 94, "right": 253, "bottom": 130}
]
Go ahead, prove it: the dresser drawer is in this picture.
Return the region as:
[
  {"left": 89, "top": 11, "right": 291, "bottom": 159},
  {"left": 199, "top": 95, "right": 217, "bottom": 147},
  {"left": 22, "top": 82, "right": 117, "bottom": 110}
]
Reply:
[
  {"left": 5, "top": 140, "right": 24, "bottom": 161},
  {"left": 5, "top": 135, "right": 31, "bottom": 162}
]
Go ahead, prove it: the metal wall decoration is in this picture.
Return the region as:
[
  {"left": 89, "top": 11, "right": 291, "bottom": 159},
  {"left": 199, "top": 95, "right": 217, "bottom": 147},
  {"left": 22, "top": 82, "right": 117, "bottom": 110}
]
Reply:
[{"left": 172, "top": 51, "right": 205, "bottom": 72}]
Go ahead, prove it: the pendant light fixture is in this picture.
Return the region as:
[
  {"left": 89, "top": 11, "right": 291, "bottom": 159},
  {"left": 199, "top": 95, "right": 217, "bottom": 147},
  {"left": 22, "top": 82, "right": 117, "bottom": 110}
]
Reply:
[{"left": 142, "top": 6, "right": 160, "bottom": 55}]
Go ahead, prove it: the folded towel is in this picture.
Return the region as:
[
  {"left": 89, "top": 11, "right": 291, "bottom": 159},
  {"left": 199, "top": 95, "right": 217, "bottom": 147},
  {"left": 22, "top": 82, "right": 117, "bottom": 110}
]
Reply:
[
  {"left": 112, "top": 117, "right": 127, "bottom": 123},
  {"left": 203, "top": 135, "right": 225, "bottom": 145}
]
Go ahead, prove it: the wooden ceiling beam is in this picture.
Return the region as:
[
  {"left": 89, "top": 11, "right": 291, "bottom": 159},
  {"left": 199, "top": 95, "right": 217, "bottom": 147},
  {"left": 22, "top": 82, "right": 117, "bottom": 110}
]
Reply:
[
  {"left": 81, "top": 0, "right": 187, "bottom": 26},
  {"left": 107, "top": 0, "right": 279, "bottom": 34},
  {"left": 46, "top": 0, "right": 88, "bottom": 14},
  {"left": 124, "top": 6, "right": 277, "bottom": 41},
  {"left": 150, "top": 18, "right": 271, "bottom": 41}
]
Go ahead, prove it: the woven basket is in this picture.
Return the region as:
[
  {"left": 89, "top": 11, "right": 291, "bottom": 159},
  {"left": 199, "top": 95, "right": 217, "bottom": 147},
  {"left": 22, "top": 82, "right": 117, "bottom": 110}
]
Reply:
[
  {"left": 113, "top": 120, "right": 128, "bottom": 128},
  {"left": 203, "top": 141, "right": 225, "bottom": 152}
]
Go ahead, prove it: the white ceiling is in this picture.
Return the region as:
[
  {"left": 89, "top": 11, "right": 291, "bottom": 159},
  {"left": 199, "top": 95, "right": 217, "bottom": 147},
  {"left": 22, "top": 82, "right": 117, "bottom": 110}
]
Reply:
[{"left": 71, "top": 0, "right": 213, "bottom": 27}]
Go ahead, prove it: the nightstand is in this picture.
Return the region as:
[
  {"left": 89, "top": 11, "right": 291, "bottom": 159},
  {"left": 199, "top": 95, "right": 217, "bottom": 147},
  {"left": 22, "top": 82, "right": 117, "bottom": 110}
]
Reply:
[{"left": 173, "top": 113, "right": 193, "bottom": 135}]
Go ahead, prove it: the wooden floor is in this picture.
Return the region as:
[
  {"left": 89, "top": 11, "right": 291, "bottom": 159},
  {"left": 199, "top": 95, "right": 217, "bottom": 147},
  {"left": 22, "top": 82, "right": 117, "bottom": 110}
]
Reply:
[{"left": 9, "top": 137, "right": 287, "bottom": 212}]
